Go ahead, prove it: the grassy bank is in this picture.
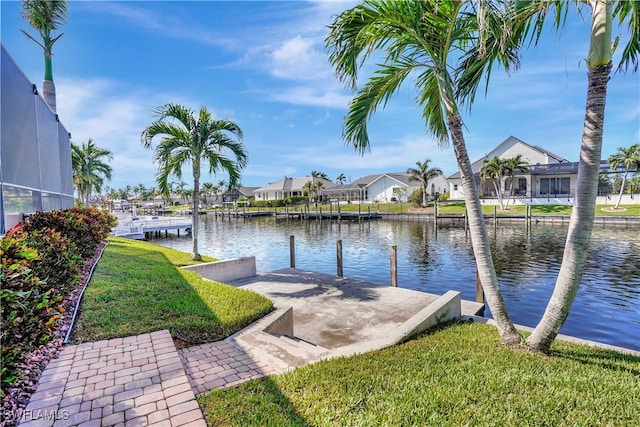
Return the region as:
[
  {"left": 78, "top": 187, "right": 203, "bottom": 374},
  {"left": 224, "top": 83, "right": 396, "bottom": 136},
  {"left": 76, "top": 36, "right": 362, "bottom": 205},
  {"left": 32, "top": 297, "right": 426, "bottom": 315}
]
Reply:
[
  {"left": 199, "top": 321, "right": 639, "bottom": 426},
  {"left": 70, "top": 237, "right": 273, "bottom": 343},
  {"left": 197, "top": 202, "right": 640, "bottom": 216}
]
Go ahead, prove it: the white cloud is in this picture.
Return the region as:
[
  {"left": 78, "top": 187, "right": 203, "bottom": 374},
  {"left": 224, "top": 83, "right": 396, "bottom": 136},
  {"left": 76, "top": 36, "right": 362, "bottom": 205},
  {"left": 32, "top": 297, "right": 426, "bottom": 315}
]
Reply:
[
  {"left": 269, "top": 36, "right": 332, "bottom": 81},
  {"left": 55, "top": 77, "right": 197, "bottom": 190},
  {"left": 82, "top": 2, "right": 239, "bottom": 49},
  {"left": 281, "top": 134, "right": 457, "bottom": 177},
  {"left": 268, "top": 86, "right": 351, "bottom": 109}
]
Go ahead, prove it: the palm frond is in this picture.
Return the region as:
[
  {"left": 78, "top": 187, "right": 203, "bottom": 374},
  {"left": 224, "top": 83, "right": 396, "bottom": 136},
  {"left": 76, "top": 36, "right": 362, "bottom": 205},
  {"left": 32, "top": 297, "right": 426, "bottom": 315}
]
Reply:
[{"left": 614, "top": 0, "right": 640, "bottom": 73}]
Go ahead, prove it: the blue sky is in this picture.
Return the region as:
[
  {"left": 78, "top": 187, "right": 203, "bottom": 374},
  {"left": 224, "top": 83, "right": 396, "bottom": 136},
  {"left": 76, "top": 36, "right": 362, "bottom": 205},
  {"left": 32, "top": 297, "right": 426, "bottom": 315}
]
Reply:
[{"left": 2, "top": 0, "right": 638, "bottom": 191}]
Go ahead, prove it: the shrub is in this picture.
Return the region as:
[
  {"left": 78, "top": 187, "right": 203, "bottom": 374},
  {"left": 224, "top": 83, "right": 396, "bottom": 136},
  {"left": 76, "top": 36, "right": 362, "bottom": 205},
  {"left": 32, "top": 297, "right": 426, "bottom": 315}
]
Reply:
[
  {"left": 249, "top": 196, "right": 308, "bottom": 208},
  {"left": 439, "top": 191, "right": 450, "bottom": 201},
  {"left": 409, "top": 188, "right": 424, "bottom": 207},
  {"left": 21, "top": 228, "right": 82, "bottom": 296},
  {"left": 24, "top": 207, "right": 116, "bottom": 258},
  {"left": 0, "top": 236, "right": 62, "bottom": 396}
]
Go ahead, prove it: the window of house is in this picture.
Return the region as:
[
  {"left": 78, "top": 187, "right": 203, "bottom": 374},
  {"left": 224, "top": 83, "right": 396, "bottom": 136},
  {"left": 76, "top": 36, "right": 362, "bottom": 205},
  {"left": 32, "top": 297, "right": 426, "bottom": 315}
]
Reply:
[
  {"left": 540, "top": 177, "right": 570, "bottom": 195},
  {"left": 454, "top": 184, "right": 458, "bottom": 191}
]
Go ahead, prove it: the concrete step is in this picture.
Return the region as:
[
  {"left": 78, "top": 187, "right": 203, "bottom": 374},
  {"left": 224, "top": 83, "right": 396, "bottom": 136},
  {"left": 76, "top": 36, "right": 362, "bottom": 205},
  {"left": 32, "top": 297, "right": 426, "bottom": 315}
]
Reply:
[{"left": 230, "top": 330, "right": 329, "bottom": 372}]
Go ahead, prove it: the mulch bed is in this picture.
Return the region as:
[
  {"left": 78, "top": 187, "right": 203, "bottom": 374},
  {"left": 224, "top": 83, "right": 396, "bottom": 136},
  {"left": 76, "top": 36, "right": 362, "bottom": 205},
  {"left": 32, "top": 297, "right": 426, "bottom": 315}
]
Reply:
[{"left": 1, "top": 241, "right": 107, "bottom": 427}]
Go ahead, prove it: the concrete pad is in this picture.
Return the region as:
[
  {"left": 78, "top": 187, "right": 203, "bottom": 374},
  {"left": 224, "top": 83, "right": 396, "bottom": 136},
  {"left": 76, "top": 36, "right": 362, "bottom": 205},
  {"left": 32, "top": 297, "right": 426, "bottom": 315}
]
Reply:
[{"left": 232, "top": 268, "right": 450, "bottom": 349}]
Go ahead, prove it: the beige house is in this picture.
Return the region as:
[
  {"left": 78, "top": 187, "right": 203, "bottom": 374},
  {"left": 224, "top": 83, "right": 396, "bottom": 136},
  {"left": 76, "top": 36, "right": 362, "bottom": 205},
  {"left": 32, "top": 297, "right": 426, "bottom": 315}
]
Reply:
[
  {"left": 254, "top": 176, "right": 333, "bottom": 201},
  {"left": 448, "top": 136, "right": 583, "bottom": 204}
]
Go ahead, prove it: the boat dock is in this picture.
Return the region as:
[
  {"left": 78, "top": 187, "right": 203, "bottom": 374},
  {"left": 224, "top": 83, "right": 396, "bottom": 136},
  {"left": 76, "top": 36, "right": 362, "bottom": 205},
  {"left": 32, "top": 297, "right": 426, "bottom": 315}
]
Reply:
[{"left": 112, "top": 216, "right": 193, "bottom": 239}]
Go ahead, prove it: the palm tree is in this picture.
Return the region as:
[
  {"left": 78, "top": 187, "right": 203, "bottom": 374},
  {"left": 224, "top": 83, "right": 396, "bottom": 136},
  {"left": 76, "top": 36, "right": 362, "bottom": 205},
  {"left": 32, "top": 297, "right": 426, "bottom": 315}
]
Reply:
[
  {"left": 311, "top": 170, "right": 329, "bottom": 181},
  {"left": 480, "top": 156, "right": 506, "bottom": 209},
  {"left": 70, "top": 139, "right": 113, "bottom": 205},
  {"left": 336, "top": 173, "right": 347, "bottom": 185},
  {"left": 326, "top": 0, "right": 521, "bottom": 345},
  {"left": 201, "top": 182, "right": 216, "bottom": 206},
  {"left": 314, "top": 180, "right": 324, "bottom": 202},
  {"left": 407, "top": 159, "right": 443, "bottom": 207},
  {"left": 141, "top": 103, "right": 248, "bottom": 261},
  {"left": 607, "top": 144, "right": 640, "bottom": 209},
  {"left": 21, "top": 0, "right": 68, "bottom": 112},
  {"left": 516, "top": 1, "right": 639, "bottom": 353},
  {"left": 503, "top": 154, "right": 529, "bottom": 208},
  {"left": 303, "top": 180, "right": 314, "bottom": 202}
]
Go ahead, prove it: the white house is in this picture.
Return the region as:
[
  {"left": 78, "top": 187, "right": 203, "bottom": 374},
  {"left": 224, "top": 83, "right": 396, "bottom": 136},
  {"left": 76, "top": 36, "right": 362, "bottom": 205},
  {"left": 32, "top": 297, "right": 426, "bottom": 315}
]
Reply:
[
  {"left": 322, "top": 172, "right": 449, "bottom": 203},
  {"left": 448, "top": 136, "right": 580, "bottom": 203}
]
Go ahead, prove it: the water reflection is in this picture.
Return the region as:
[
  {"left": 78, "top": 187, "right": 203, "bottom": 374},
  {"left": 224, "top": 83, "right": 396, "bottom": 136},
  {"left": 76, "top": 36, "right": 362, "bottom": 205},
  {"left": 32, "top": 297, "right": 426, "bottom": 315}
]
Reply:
[{"left": 154, "top": 216, "right": 640, "bottom": 351}]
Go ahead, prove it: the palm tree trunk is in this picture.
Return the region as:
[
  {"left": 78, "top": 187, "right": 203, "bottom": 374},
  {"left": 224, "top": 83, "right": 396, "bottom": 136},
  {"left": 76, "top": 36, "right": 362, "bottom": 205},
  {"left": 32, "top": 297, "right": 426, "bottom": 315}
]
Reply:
[
  {"left": 527, "top": 62, "right": 612, "bottom": 353},
  {"left": 506, "top": 177, "right": 515, "bottom": 208},
  {"left": 447, "top": 114, "right": 520, "bottom": 346},
  {"left": 493, "top": 181, "right": 504, "bottom": 209},
  {"left": 422, "top": 183, "right": 427, "bottom": 207},
  {"left": 42, "top": 79, "right": 56, "bottom": 113},
  {"left": 614, "top": 171, "right": 628, "bottom": 209},
  {"left": 191, "top": 163, "right": 202, "bottom": 261}
]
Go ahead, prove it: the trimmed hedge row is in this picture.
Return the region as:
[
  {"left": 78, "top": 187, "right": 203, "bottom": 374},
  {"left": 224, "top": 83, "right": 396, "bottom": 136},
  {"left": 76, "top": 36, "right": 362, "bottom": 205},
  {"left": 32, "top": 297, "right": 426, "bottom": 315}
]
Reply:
[
  {"left": 0, "top": 207, "right": 116, "bottom": 397},
  {"left": 242, "top": 196, "right": 308, "bottom": 208}
]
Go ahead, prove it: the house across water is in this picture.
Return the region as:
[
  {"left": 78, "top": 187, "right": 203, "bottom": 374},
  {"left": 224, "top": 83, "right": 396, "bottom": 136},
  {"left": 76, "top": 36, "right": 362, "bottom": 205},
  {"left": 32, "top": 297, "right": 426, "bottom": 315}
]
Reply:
[{"left": 447, "top": 135, "right": 633, "bottom": 205}]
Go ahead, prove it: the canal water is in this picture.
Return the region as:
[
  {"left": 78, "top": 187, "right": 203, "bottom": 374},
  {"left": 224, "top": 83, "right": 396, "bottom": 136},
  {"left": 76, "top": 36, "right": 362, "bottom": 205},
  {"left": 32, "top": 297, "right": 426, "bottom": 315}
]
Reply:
[{"left": 153, "top": 215, "right": 640, "bottom": 351}]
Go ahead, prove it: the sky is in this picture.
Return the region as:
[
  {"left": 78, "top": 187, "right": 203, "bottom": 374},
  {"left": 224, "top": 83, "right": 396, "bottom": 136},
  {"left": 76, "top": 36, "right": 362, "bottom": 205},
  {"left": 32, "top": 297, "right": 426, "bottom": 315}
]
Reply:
[{"left": 2, "top": 0, "right": 638, "bottom": 192}]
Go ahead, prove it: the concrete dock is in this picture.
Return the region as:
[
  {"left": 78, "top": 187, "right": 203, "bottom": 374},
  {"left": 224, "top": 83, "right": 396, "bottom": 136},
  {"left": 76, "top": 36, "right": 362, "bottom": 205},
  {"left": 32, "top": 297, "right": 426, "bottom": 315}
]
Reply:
[{"left": 17, "top": 268, "right": 482, "bottom": 426}]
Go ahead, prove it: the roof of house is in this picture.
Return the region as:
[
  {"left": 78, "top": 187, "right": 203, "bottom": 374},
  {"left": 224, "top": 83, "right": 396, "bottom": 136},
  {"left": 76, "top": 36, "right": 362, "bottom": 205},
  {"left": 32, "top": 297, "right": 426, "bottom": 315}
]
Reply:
[
  {"left": 448, "top": 136, "right": 569, "bottom": 179},
  {"left": 254, "top": 177, "right": 333, "bottom": 193}
]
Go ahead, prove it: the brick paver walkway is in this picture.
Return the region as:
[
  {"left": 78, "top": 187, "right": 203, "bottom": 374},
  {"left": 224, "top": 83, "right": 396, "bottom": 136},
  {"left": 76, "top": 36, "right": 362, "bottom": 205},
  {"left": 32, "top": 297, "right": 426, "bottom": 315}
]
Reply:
[
  {"left": 19, "top": 330, "right": 206, "bottom": 427},
  {"left": 178, "top": 341, "right": 280, "bottom": 395}
]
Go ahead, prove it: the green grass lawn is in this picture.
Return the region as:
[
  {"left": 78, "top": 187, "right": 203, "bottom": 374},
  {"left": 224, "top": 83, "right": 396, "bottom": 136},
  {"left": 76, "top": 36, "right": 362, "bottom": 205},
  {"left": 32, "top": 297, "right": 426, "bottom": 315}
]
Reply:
[
  {"left": 70, "top": 237, "right": 273, "bottom": 343},
  {"left": 177, "top": 201, "right": 640, "bottom": 217},
  {"left": 199, "top": 321, "right": 640, "bottom": 426}
]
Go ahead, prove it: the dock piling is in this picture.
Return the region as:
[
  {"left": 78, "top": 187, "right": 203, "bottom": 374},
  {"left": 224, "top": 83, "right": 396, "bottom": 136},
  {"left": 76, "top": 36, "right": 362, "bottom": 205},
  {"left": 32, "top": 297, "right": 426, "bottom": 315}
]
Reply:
[
  {"left": 337, "top": 240, "right": 343, "bottom": 278},
  {"left": 290, "top": 235, "right": 296, "bottom": 268},
  {"left": 390, "top": 245, "right": 398, "bottom": 287}
]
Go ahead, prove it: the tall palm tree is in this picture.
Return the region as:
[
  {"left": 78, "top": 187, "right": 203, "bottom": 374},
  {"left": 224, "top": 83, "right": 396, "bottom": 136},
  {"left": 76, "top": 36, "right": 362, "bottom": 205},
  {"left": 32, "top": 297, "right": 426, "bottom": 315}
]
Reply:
[
  {"left": 503, "top": 154, "right": 529, "bottom": 208},
  {"left": 607, "top": 144, "right": 640, "bottom": 209},
  {"left": 336, "top": 173, "right": 347, "bottom": 185},
  {"left": 516, "top": 0, "right": 639, "bottom": 353},
  {"left": 327, "top": 0, "right": 521, "bottom": 344},
  {"left": 407, "top": 159, "right": 443, "bottom": 207},
  {"left": 70, "top": 139, "right": 113, "bottom": 205},
  {"left": 141, "top": 103, "right": 248, "bottom": 261},
  {"left": 21, "top": 0, "right": 68, "bottom": 112}
]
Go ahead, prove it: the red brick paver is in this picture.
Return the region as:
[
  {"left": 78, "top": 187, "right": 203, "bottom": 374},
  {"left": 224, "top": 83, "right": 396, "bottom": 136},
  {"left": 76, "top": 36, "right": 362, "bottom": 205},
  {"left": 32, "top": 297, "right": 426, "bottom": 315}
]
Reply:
[
  {"left": 19, "top": 331, "right": 206, "bottom": 427},
  {"left": 178, "top": 341, "right": 279, "bottom": 395}
]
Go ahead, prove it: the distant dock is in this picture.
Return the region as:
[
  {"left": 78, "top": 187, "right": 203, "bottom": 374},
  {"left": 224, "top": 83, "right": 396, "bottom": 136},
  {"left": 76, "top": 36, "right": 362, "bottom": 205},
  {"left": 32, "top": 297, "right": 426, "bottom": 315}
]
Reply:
[{"left": 208, "top": 207, "right": 382, "bottom": 221}]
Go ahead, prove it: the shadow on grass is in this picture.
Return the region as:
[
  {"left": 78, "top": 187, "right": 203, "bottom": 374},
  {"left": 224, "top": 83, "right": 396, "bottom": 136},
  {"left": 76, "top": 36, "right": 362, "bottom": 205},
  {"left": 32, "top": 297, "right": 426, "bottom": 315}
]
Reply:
[
  {"left": 70, "top": 239, "right": 272, "bottom": 345},
  {"left": 531, "top": 205, "right": 572, "bottom": 214},
  {"left": 550, "top": 346, "right": 640, "bottom": 377},
  {"left": 199, "top": 377, "right": 311, "bottom": 427}
]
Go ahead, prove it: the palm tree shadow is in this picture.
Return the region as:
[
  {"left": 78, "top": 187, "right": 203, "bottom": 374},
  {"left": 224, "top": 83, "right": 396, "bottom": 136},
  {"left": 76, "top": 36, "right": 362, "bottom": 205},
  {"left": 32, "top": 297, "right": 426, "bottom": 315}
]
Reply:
[
  {"left": 232, "top": 268, "right": 382, "bottom": 302},
  {"left": 550, "top": 346, "right": 640, "bottom": 377},
  {"left": 199, "top": 375, "right": 314, "bottom": 426}
]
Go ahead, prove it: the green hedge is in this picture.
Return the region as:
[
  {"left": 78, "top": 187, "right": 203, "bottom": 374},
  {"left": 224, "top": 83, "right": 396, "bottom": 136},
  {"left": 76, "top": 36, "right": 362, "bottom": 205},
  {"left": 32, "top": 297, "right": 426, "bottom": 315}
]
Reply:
[{"left": 248, "top": 196, "right": 308, "bottom": 208}]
